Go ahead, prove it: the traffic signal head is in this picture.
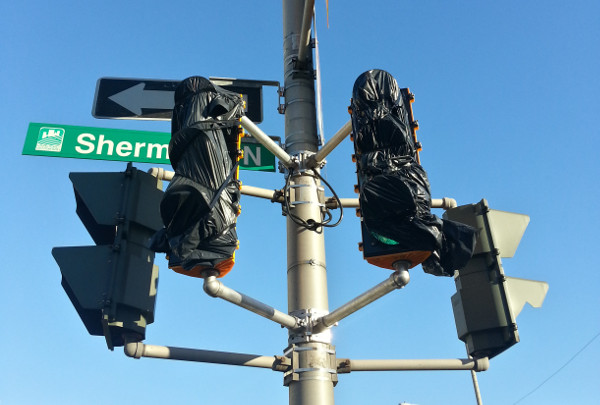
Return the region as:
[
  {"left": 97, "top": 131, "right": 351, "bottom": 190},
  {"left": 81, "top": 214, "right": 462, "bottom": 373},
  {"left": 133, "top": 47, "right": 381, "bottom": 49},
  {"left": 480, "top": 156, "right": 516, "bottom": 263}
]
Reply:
[
  {"left": 350, "top": 70, "right": 441, "bottom": 270},
  {"left": 445, "top": 199, "right": 548, "bottom": 359},
  {"left": 152, "top": 76, "right": 244, "bottom": 278},
  {"left": 53, "top": 164, "right": 164, "bottom": 350}
]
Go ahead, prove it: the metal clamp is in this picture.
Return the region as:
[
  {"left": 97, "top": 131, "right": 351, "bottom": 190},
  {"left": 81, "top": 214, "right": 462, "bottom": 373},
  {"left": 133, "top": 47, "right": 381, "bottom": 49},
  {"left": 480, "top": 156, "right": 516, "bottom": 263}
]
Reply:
[
  {"left": 283, "top": 342, "right": 338, "bottom": 387},
  {"left": 288, "top": 308, "right": 332, "bottom": 345},
  {"left": 278, "top": 85, "right": 286, "bottom": 114}
]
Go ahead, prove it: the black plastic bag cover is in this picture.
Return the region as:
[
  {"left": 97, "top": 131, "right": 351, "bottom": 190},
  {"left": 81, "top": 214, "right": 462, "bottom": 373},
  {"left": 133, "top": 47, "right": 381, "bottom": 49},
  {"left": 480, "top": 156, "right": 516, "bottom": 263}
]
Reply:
[
  {"left": 422, "top": 219, "right": 477, "bottom": 276},
  {"left": 351, "top": 70, "right": 475, "bottom": 276},
  {"left": 151, "top": 76, "right": 244, "bottom": 277}
]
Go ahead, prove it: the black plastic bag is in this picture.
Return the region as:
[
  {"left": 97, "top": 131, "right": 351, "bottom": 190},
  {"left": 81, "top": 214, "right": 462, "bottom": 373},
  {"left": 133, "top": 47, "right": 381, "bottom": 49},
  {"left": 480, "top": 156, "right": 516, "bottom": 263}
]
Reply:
[
  {"left": 151, "top": 76, "right": 244, "bottom": 278},
  {"left": 422, "top": 219, "right": 477, "bottom": 276}
]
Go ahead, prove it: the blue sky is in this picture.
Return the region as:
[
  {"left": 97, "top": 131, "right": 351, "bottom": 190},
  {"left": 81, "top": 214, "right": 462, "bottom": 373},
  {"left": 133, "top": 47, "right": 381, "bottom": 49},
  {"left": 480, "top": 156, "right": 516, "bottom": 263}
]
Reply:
[{"left": 2, "top": 1, "right": 599, "bottom": 404}]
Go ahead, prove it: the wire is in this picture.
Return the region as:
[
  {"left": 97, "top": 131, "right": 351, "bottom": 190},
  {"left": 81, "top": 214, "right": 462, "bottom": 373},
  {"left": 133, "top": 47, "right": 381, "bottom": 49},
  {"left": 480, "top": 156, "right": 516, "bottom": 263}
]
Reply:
[
  {"left": 283, "top": 167, "right": 343, "bottom": 231},
  {"left": 314, "top": 169, "right": 343, "bottom": 228},
  {"left": 512, "top": 331, "right": 600, "bottom": 404}
]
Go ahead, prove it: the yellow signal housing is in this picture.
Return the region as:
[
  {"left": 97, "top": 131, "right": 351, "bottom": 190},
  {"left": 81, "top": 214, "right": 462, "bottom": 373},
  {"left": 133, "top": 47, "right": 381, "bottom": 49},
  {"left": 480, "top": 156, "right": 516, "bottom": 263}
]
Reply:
[{"left": 403, "top": 88, "right": 422, "bottom": 164}]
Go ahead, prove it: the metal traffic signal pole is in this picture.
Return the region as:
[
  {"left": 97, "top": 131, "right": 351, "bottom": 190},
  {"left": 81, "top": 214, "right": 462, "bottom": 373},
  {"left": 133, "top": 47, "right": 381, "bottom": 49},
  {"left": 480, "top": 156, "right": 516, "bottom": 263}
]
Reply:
[{"left": 282, "top": 1, "right": 336, "bottom": 404}]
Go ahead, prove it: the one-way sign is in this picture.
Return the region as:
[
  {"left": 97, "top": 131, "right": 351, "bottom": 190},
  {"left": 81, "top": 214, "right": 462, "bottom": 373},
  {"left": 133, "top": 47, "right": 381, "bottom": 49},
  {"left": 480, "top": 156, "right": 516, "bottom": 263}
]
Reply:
[
  {"left": 92, "top": 77, "right": 274, "bottom": 123},
  {"left": 93, "top": 78, "right": 177, "bottom": 121}
]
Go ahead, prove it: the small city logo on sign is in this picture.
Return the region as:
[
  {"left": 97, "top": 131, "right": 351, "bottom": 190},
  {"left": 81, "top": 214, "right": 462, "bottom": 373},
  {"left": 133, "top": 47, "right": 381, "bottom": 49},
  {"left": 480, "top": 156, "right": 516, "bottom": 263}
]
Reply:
[{"left": 35, "top": 127, "right": 65, "bottom": 152}]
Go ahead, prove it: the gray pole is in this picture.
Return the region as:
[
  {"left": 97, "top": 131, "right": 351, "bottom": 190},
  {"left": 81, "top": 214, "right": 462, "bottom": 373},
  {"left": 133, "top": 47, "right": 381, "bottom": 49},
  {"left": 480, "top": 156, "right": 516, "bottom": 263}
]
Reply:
[
  {"left": 471, "top": 369, "right": 484, "bottom": 405},
  {"left": 467, "top": 344, "right": 484, "bottom": 405},
  {"left": 283, "top": 1, "right": 336, "bottom": 404}
]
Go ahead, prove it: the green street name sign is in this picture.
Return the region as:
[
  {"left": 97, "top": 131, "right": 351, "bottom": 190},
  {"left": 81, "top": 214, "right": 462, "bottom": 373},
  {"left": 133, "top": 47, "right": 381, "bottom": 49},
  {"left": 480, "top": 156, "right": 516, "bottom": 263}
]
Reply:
[{"left": 23, "top": 123, "right": 276, "bottom": 172}]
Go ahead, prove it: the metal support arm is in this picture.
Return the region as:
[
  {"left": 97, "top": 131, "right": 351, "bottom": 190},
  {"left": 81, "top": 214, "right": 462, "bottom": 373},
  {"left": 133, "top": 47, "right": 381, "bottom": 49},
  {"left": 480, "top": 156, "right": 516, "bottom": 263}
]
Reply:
[
  {"left": 146, "top": 169, "right": 457, "bottom": 212},
  {"left": 145, "top": 171, "right": 285, "bottom": 204},
  {"left": 148, "top": 167, "right": 174, "bottom": 181},
  {"left": 337, "top": 357, "right": 489, "bottom": 373},
  {"left": 310, "top": 120, "right": 353, "bottom": 167},
  {"left": 313, "top": 262, "right": 410, "bottom": 334},
  {"left": 323, "top": 197, "right": 457, "bottom": 210},
  {"left": 240, "top": 184, "right": 284, "bottom": 203},
  {"left": 124, "top": 342, "right": 291, "bottom": 372},
  {"left": 203, "top": 274, "right": 300, "bottom": 329},
  {"left": 240, "top": 116, "right": 296, "bottom": 168}
]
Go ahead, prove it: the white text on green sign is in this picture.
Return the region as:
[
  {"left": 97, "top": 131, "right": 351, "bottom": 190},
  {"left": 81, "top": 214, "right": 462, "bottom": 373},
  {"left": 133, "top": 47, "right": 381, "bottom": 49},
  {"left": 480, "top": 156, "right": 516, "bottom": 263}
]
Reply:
[{"left": 23, "top": 123, "right": 276, "bottom": 171}]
